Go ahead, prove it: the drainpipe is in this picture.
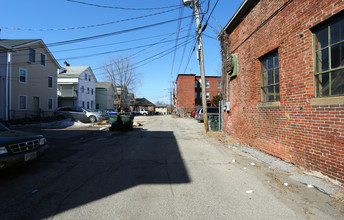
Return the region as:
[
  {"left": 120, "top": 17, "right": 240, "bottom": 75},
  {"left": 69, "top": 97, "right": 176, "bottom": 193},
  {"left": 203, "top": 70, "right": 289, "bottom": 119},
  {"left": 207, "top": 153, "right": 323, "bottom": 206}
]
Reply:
[
  {"left": 56, "top": 68, "right": 59, "bottom": 108},
  {"left": 6, "top": 52, "right": 11, "bottom": 121}
]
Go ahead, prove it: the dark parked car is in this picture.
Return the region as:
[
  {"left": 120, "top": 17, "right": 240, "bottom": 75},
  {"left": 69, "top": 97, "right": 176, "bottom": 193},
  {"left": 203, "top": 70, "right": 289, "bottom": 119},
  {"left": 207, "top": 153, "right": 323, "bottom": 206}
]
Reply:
[
  {"left": 0, "top": 122, "right": 48, "bottom": 169},
  {"left": 196, "top": 107, "right": 219, "bottom": 122},
  {"left": 55, "top": 106, "right": 103, "bottom": 123}
]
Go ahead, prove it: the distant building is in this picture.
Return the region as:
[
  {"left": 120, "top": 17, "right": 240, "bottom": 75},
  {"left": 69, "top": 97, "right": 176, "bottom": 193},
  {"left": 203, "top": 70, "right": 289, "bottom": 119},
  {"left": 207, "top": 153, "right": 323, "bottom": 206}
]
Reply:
[
  {"left": 96, "top": 82, "right": 115, "bottom": 110},
  {"left": 130, "top": 98, "right": 155, "bottom": 112},
  {"left": 58, "top": 66, "right": 97, "bottom": 109},
  {"left": 175, "top": 74, "right": 222, "bottom": 115},
  {"left": 0, "top": 39, "right": 60, "bottom": 121},
  {"left": 155, "top": 105, "right": 168, "bottom": 115}
]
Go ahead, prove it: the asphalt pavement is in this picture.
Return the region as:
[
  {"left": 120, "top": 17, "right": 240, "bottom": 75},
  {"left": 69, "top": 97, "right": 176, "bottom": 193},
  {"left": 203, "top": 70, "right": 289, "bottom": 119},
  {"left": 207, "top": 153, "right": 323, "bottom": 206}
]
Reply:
[{"left": 0, "top": 116, "right": 343, "bottom": 219}]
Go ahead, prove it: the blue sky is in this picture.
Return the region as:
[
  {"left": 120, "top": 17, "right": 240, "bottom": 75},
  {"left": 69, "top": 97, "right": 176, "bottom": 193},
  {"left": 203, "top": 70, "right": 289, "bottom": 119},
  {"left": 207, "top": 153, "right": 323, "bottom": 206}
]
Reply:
[{"left": 0, "top": 0, "right": 243, "bottom": 104}]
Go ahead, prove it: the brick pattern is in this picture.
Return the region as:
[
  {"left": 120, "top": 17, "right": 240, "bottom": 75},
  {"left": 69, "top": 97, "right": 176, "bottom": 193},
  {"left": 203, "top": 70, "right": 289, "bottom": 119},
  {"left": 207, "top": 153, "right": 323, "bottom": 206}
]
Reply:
[
  {"left": 223, "top": 0, "right": 344, "bottom": 186},
  {"left": 176, "top": 74, "right": 221, "bottom": 114}
]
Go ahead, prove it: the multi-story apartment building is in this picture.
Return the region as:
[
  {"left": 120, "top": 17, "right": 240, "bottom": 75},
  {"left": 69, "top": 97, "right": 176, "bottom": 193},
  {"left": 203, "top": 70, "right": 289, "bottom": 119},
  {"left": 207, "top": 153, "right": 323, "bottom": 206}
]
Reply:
[
  {"left": 95, "top": 82, "right": 115, "bottom": 110},
  {"left": 176, "top": 74, "right": 222, "bottom": 115},
  {"left": 58, "top": 66, "right": 97, "bottom": 109},
  {"left": 0, "top": 39, "right": 60, "bottom": 121}
]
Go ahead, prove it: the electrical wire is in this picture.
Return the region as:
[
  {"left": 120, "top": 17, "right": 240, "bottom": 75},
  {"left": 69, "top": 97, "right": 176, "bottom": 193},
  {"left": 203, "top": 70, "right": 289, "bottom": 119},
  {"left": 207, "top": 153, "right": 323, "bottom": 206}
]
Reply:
[
  {"left": 183, "top": 39, "right": 197, "bottom": 74},
  {"left": 46, "top": 16, "right": 193, "bottom": 48},
  {"left": 201, "top": 0, "right": 219, "bottom": 33},
  {"left": 170, "top": 1, "right": 184, "bottom": 78},
  {"left": 0, "top": 7, "right": 182, "bottom": 31},
  {"left": 177, "top": 16, "right": 195, "bottom": 74},
  {"left": 66, "top": 0, "right": 180, "bottom": 10}
]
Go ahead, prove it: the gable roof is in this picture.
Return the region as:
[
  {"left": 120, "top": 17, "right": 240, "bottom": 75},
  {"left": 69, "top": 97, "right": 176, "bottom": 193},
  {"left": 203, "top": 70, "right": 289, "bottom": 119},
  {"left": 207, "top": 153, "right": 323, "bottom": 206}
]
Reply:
[
  {"left": 132, "top": 98, "right": 155, "bottom": 106},
  {"left": 59, "top": 66, "right": 97, "bottom": 82},
  {"left": 0, "top": 39, "right": 41, "bottom": 48},
  {"left": 0, "top": 39, "right": 61, "bottom": 68},
  {"left": 96, "top": 82, "right": 114, "bottom": 89}
]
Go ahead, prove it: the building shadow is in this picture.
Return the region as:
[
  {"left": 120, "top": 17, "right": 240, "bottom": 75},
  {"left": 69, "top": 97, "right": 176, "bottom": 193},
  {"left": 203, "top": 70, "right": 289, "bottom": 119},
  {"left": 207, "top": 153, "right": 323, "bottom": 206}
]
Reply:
[{"left": 0, "top": 128, "right": 190, "bottom": 219}]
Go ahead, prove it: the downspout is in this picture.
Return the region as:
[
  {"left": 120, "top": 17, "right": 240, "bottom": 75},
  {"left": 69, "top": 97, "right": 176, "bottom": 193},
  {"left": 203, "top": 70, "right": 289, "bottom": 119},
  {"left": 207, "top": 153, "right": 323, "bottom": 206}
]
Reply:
[
  {"left": 6, "top": 52, "right": 12, "bottom": 121},
  {"left": 5, "top": 52, "right": 9, "bottom": 121},
  {"left": 56, "top": 68, "right": 59, "bottom": 108},
  {"left": 9, "top": 52, "right": 12, "bottom": 120}
]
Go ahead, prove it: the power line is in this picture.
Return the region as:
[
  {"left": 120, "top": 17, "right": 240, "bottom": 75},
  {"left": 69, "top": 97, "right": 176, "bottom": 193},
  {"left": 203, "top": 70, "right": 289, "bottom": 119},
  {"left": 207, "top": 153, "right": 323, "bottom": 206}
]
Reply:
[
  {"left": 66, "top": 0, "right": 180, "bottom": 10},
  {"left": 0, "top": 15, "right": 193, "bottom": 56},
  {"left": 170, "top": 1, "right": 184, "bottom": 78},
  {"left": 183, "top": 39, "right": 197, "bottom": 74},
  {"left": 201, "top": 0, "right": 219, "bottom": 33},
  {"left": 0, "top": 7, "right": 182, "bottom": 31},
  {"left": 97, "top": 37, "right": 194, "bottom": 76},
  {"left": 45, "top": 16, "right": 193, "bottom": 48},
  {"left": 177, "top": 16, "right": 195, "bottom": 74}
]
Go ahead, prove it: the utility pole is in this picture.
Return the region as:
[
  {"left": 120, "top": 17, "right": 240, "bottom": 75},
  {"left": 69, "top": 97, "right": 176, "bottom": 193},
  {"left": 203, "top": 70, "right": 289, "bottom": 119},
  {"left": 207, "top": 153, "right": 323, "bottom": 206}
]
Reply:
[{"left": 184, "top": 0, "right": 208, "bottom": 132}]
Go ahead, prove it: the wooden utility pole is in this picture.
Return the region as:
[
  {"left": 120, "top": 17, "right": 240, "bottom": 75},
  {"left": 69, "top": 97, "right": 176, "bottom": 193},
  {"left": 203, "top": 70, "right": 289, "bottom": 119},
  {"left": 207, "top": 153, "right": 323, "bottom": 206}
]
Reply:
[{"left": 193, "top": 0, "right": 209, "bottom": 132}]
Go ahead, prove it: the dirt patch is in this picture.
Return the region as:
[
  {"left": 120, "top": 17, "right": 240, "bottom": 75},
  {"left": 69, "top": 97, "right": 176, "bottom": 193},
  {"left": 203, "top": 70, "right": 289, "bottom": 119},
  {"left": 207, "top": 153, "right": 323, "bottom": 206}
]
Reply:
[{"left": 204, "top": 131, "right": 239, "bottom": 145}]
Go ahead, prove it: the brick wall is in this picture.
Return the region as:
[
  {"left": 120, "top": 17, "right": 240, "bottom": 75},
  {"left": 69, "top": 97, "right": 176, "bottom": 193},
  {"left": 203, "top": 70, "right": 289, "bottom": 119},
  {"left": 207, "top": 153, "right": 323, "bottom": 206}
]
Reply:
[
  {"left": 176, "top": 74, "right": 197, "bottom": 114},
  {"left": 176, "top": 74, "right": 222, "bottom": 115},
  {"left": 223, "top": 0, "right": 344, "bottom": 186},
  {"left": 195, "top": 76, "right": 222, "bottom": 106}
]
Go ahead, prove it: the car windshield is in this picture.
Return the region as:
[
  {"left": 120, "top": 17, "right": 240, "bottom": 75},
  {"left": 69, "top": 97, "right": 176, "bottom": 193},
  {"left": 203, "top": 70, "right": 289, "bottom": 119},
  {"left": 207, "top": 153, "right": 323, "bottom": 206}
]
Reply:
[{"left": 0, "top": 122, "right": 9, "bottom": 132}]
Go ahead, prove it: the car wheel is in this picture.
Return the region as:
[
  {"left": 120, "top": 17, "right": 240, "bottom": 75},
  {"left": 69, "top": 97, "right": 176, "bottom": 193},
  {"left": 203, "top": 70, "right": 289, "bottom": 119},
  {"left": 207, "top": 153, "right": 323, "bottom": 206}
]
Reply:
[
  {"left": 143, "top": 113, "right": 147, "bottom": 116},
  {"left": 89, "top": 115, "right": 96, "bottom": 123},
  {"left": 57, "top": 115, "right": 65, "bottom": 120}
]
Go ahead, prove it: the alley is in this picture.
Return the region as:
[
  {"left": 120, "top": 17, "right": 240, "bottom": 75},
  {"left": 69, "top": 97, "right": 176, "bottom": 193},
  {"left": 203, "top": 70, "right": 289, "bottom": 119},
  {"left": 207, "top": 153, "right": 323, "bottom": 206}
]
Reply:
[{"left": 0, "top": 116, "right": 343, "bottom": 219}]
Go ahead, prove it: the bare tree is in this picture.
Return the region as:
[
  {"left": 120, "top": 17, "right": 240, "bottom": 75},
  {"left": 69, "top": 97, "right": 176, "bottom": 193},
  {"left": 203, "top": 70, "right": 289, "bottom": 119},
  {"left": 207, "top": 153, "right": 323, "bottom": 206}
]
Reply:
[{"left": 103, "top": 56, "right": 139, "bottom": 112}]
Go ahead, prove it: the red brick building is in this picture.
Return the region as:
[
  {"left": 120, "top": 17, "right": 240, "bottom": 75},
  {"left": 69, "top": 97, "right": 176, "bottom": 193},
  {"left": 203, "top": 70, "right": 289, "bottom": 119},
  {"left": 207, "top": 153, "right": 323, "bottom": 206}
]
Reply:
[
  {"left": 220, "top": 0, "right": 344, "bottom": 186},
  {"left": 176, "top": 74, "right": 221, "bottom": 115}
]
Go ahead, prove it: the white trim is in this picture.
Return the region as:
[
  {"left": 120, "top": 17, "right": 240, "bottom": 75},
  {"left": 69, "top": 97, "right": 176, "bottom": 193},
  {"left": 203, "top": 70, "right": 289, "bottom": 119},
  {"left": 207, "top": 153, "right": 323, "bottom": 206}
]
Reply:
[
  {"left": 18, "top": 95, "right": 27, "bottom": 110},
  {"left": 12, "top": 39, "right": 61, "bottom": 69},
  {"left": 19, "top": 67, "right": 28, "bottom": 84}
]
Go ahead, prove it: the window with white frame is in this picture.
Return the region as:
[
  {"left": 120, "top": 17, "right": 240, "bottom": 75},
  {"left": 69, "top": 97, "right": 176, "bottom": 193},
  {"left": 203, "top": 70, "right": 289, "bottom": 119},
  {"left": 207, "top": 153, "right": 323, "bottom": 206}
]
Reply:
[
  {"left": 48, "top": 76, "right": 53, "bottom": 88},
  {"left": 48, "top": 98, "right": 53, "bottom": 110},
  {"left": 87, "top": 102, "right": 90, "bottom": 109},
  {"left": 81, "top": 86, "right": 84, "bottom": 93},
  {"left": 87, "top": 88, "right": 90, "bottom": 94},
  {"left": 195, "top": 92, "right": 198, "bottom": 99},
  {"left": 217, "top": 81, "right": 221, "bottom": 88},
  {"left": 19, "top": 95, "right": 27, "bottom": 110},
  {"left": 41, "top": 53, "right": 46, "bottom": 66},
  {"left": 195, "top": 80, "right": 198, "bottom": 87},
  {"left": 85, "top": 73, "right": 87, "bottom": 80},
  {"left": 29, "top": 48, "right": 35, "bottom": 62},
  {"left": 19, "top": 68, "right": 27, "bottom": 84},
  {"left": 206, "top": 80, "right": 209, "bottom": 88}
]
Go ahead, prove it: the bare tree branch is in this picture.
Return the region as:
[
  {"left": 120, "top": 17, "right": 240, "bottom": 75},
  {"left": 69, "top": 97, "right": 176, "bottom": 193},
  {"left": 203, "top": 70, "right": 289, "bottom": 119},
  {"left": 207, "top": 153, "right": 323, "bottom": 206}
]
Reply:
[{"left": 103, "top": 56, "right": 139, "bottom": 111}]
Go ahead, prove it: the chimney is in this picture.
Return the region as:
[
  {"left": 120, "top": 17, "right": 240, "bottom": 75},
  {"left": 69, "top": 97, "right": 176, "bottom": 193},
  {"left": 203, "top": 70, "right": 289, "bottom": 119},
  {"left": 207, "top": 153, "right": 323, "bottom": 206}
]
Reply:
[{"left": 64, "top": 61, "right": 70, "bottom": 66}]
